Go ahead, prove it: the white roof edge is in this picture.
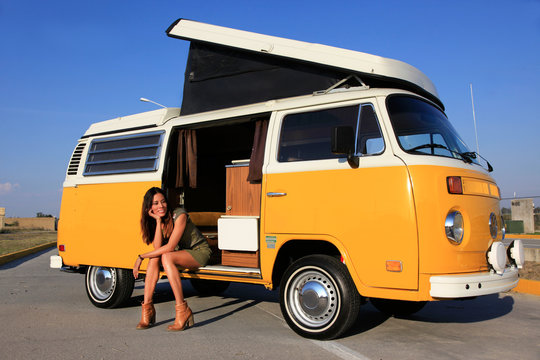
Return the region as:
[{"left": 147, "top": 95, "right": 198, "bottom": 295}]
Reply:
[
  {"left": 167, "top": 19, "right": 439, "bottom": 100},
  {"left": 83, "top": 107, "right": 181, "bottom": 137}
]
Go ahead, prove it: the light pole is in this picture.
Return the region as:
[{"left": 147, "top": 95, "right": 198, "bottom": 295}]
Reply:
[{"left": 140, "top": 97, "right": 167, "bottom": 108}]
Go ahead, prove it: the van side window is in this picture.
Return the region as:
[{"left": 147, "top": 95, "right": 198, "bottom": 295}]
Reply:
[
  {"left": 356, "top": 104, "right": 384, "bottom": 155},
  {"left": 84, "top": 131, "right": 164, "bottom": 175},
  {"left": 278, "top": 104, "right": 384, "bottom": 162},
  {"left": 278, "top": 105, "right": 359, "bottom": 162}
]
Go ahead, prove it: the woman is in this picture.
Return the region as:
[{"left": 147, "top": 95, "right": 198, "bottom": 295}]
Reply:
[{"left": 133, "top": 187, "right": 211, "bottom": 331}]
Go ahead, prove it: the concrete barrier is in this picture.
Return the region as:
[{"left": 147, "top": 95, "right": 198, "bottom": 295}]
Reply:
[
  {"left": 0, "top": 241, "right": 57, "bottom": 266},
  {"left": 512, "top": 279, "right": 540, "bottom": 296},
  {"left": 525, "top": 248, "right": 540, "bottom": 262}
]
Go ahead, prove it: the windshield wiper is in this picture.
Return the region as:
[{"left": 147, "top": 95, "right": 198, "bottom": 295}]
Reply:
[
  {"left": 462, "top": 151, "right": 494, "bottom": 172},
  {"left": 408, "top": 143, "right": 473, "bottom": 163},
  {"left": 408, "top": 145, "right": 494, "bottom": 172},
  {"left": 458, "top": 151, "right": 476, "bottom": 163}
]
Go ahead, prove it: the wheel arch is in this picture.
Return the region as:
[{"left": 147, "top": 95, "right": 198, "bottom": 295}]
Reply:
[{"left": 271, "top": 239, "right": 342, "bottom": 287}]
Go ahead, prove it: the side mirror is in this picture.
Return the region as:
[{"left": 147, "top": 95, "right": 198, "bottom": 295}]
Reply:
[{"left": 331, "top": 126, "right": 359, "bottom": 168}]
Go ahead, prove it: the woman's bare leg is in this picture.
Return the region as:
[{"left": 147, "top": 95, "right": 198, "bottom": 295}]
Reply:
[
  {"left": 143, "top": 257, "right": 160, "bottom": 304},
  {"left": 161, "top": 251, "right": 200, "bottom": 305}
]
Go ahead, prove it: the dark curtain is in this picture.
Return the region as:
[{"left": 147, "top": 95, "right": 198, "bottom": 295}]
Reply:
[
  {"left": 176, "top": 129, "right": 197, "bottom": 188},
  {"left": 247, "top": 119, "right": 269, "bottom": 183}
]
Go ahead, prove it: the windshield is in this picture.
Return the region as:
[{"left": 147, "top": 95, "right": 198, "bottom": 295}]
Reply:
[{"left": 387, "top": 95, "right": 478, "bottom": 164}]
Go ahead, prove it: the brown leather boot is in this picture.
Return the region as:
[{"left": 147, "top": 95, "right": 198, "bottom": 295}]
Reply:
[
  {"left": 136, "top": 301, "right": 156, "bottom": 330},
  {"left": 167, "top": 301, "right": 194, "bottom": 331}
]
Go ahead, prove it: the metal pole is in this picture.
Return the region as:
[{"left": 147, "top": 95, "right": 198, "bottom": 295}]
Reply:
[{"left": 470, "top": 84, "right": 480, "bottom": 154}]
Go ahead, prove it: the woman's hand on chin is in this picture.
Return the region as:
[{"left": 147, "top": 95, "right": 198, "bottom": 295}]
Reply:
[{"left": 148, "top": 209, "right": 162, "bottom": 222}]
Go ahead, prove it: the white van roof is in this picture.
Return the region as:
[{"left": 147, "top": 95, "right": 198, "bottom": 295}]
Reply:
[
  {"left": 166, "top": 19, "right": 439, "bottom": 104},
  {"left": 83, "top": 108, "right": 180, "bottom": 137}
]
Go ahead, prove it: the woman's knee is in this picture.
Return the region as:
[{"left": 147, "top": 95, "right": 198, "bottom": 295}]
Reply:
[
  {"left": 161, "top": 252, "right": 174, "bottom": 267},
  {"left": 146, "top": 257, "right": 160, "bottom": 270}
]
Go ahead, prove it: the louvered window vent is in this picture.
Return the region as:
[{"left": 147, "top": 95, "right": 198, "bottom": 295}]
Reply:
[
  {"left": 67, "top": 143, "right": 87, "bottom": 175},
  {"left": 84, "top": 131, "right": 164, "bottom": 176}
]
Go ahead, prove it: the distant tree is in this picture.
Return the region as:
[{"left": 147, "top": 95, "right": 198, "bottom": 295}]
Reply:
[
  {"left": 501, "top": 207, "right": 511, "bottom": 215},
  {"left": 535, "top": 207, "right": 540, "bottom": 214},
  {"left": 36, "top": 212, "right": 53, "bottom": 218}
]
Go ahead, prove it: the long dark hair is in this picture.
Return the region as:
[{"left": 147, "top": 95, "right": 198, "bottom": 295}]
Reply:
[{"left": 140, "top": 187, "right": 173, "bottom": 245}]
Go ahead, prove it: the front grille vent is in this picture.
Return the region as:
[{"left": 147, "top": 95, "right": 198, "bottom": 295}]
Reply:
[{"left": 67, "top": 143, "right": 87, "bottom": 175}]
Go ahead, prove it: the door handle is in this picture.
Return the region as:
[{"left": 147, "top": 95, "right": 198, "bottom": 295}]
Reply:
[{"left": 267, "top": 192, "right": 287, "bottom": 197}]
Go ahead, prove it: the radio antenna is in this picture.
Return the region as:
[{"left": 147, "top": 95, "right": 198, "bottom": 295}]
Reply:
[{"left": 469, "top": 84, "right": 480, "bottom": 154}]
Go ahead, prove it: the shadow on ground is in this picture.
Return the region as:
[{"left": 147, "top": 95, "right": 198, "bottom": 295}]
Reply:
[{"left": 344, "top": 293, "right": 514, "bottom": 338}]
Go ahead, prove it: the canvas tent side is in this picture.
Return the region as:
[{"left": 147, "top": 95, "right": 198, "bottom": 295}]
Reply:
[{"left": 166, "top": 19, "right": 443, "bottom": 115}]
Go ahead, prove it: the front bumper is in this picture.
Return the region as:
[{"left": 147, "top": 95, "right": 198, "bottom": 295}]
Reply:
[{"left": 430, "top": 267, "right": 519, "bottom": 298}]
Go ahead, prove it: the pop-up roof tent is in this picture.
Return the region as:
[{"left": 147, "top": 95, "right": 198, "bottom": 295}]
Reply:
[{"left": 166, "top": 19, "right": 443, "bottom": 116}]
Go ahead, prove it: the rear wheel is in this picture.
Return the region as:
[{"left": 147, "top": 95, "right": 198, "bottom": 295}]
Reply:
[
  {"left": 189, "top": 278, "right": 230, "bottom": 296},
  {"left": 85, "top": 266, "right": 134, "bottom": 308},
  {"left": 279, "top": 255, "right": 361, "bottom": 340},
  {"left": 370, "top": 298, "right": 426, "bottom": 317}
]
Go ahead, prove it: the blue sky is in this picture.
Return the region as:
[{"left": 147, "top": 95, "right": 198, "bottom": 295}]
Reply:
[{"left": 0, "top": 0, "right": 539, "bottom": 217}]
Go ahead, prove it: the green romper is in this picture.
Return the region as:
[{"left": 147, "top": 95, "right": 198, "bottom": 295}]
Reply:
[{"left": 166, "top": 208, "right": 212, "bottom": 267}]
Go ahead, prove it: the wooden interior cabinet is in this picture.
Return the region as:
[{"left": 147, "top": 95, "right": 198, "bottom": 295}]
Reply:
[
  {"left": 221, "top": 163, "right": 261, "bottom": 267},
  {"left": 225, "top": 164, "right": 261, "bottom": 216},
  {"left": 222, "top": 250, "right": 259, "bottom": 268}
]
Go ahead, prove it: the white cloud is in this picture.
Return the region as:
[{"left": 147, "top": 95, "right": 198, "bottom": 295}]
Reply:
[{"left": 0, "top": 182, "right": 20, "bottom": 195}]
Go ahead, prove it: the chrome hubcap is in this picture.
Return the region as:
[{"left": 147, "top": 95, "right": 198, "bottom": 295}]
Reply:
[
  {"left": 88, "top": 267, "right": 116, "bottom": 301},
  {"left": 287, "top": 268, "right": 339, "bottom": 328},
  {"left": 299, "top": 281, "right": 329, "bottom": 316},
  {"left": 96, "top": 268, "right": 113, "bottom": 293}
]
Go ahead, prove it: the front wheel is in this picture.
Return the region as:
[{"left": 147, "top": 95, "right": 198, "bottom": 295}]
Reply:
[
  {"left": 85, "top": 266, "right": 134, "bottom": 308},
  {"left": 279, "top": 255, "right": 361, "bottom": 340}
]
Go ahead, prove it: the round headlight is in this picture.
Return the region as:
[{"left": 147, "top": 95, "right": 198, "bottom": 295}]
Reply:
[
  {"left": 445, "top": 211, "right": 464, "bottom": 244},
  {"left": 507, "top": 239, "right": 524, "bottom": 269},
  {"left": 489, "top": 213, "right": 498, "bottom": 239},
  {"left": 487, "top": 242, "right": 506, "bottom": 274}
]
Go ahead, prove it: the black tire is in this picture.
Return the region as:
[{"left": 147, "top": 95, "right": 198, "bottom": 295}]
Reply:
[
  {"left": 370, "top": 298, "right": 426, "bottom": 317},
  {"left": 279, "top": 255, "right": 361, "bottom": 340},
  {"left": 85, "top": 266, "right": 134, "bottom": 308},
  {"left": 189, "top": 278, "right": 230, "bottom": 296}
]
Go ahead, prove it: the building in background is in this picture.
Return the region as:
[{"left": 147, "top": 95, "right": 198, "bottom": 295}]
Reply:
[{"left": 511, "top": 198, "right": 535, "bottom": 234}]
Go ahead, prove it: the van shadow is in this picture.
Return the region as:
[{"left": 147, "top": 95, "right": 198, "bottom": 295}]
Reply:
[
  {"left": 409, "top": 294, "right": 515, "bottom": 323},
  {"left": 0, "top": 247, "right": 55, "bottom": 270},
  {"left": 344, "top": 294, "right": 515, "bottom": 338},
  {"left": 130, "top": 280, "right": 279, "bottom": 306},
  {"left": 128, "top": 280, "right": 279, "bottom": 327}
]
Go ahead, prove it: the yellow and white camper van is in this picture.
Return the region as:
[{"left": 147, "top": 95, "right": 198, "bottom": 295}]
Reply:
[{"left": 51, "top": 19, "right": 524, "bottom": 339}]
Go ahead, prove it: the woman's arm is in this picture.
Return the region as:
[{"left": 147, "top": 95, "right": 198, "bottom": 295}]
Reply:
[
  {"left": 151, "top": 219, "right": 163, "bottom": 250},
  {"left": 147, "top": 208, "right": 164, "bottom": 250},
  {"left": 133, "top": 214, "right": 187, "bottom": 278},
  {"left": 142, "top": 214, "right": 186, "bottom": 258}
]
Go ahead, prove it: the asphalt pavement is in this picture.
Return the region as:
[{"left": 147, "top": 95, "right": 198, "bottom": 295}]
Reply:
[{"left": 1, "top": 248, "right": 539, "bottom": 360}]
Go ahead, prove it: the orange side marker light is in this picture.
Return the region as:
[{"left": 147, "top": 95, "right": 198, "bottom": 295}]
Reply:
[{"left": 386, "top": 260, "right": 402, "bottom": 272}]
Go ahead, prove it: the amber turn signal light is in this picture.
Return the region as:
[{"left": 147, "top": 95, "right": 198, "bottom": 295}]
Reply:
[{"left": 447, "top": 176, "right": 463, "bottom": 194}]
